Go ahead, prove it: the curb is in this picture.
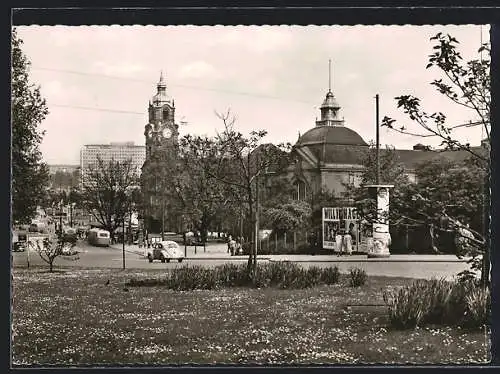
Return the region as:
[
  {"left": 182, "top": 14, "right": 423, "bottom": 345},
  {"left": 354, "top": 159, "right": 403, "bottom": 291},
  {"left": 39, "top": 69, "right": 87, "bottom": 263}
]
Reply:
[
  {"left": 267, "top": 258, "right": 468, "bottom": 263},
  {"left": 108, "top": 246, "right": 262, "bottom": 261},
  {"left": 186, "top": 257, "right": 271, "bottom": 261}
]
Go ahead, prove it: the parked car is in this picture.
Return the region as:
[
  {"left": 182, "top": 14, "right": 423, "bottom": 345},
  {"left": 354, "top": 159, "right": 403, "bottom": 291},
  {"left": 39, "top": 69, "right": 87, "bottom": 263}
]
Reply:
[
  {"left": 13, "top": 241, "right": 27, "bottom": 252},
  {"left": 147, "top": 240, "right": 184, "bottom": 263},
  {"left": 12, "top": 230, "right": 28, "bottom": 252}
]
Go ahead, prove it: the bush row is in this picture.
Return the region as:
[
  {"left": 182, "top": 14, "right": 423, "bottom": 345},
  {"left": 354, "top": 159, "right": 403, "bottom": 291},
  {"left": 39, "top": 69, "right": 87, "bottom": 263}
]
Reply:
[
  {"left": 383, "top": 278, "right": 490, "bottom": 329},
  {"left": 127, "top": 262, "right": 368, "bottom": 290}
]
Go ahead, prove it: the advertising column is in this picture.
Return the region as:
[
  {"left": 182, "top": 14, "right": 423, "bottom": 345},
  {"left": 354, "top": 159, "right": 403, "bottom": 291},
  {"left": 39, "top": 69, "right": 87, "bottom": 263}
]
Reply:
[{"left": 365, "top": 185, "right": 393, "bottom": 258}]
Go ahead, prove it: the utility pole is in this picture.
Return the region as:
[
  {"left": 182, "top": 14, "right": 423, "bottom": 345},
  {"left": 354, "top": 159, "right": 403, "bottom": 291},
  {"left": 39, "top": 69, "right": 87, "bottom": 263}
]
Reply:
[
  {"left": 375, "top": 94, "right": 380, "bottom": 185},
  {"left": 122, "top": 216, "right": 126, "bottom": 270},
  {"left": 161, "top": 199, "right": 165, "bottom": 241},
  {"left": 254, "top": 171, "right": 259, "bottom": 268},
  {"left": 59, "top": 203, "right": 63, "bottom": 237}
]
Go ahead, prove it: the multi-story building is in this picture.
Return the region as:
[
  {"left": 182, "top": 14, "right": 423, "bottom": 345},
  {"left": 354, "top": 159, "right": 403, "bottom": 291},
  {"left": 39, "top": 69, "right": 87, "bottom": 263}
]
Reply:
[{"left": 80, "top": 142, "right": 146, "bottom": 185}]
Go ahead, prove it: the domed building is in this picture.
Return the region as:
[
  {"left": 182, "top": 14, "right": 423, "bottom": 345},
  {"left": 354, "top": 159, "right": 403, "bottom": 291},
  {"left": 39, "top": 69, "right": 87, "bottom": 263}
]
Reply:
[{"left": 287, "top": 88, "right": 369, "bottom": 200}]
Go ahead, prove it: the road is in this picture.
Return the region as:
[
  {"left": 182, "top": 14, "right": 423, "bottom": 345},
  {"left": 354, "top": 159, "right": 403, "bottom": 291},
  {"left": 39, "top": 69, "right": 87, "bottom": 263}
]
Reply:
[{"left": 11, "top": 240, "right": 472, "bottom": 280}]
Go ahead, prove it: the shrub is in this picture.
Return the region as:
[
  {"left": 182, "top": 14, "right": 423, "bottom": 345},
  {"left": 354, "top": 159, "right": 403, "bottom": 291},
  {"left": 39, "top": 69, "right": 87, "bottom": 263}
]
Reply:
[
  {"left": 320, "top": 266, "right": 340, "bottom": 285},
  {"left": 348, "top": 267, "right": 367, "bottom": 287},
  {"left": 383, "top": 278, "right": 490, "bottom": 329},
  {"left": 215, "top": 263, "right": 248, "bottom": 287},
  {"left": 421, "top": 278, "right": 455, "bottom": 325},
  {"left": 168, "top": 265, "right": 219, "bottom": 290},
  {"left": 383, "top": 278, "right": 453, "bottom": 328},
  {"left": 383, "top": 283, "right": 429, "bottom": 329},
  {"left": 262, "top": 261, "right": 308, "bottom": 289},
  {"left": 304, "top": 266, "right": 323, "bottom": 287},
  {"left": 126, "top": 263, "right": 340, "bottom": 291},
  {"left": 462, "top": 285, "right": 490, "bottom": 328}
]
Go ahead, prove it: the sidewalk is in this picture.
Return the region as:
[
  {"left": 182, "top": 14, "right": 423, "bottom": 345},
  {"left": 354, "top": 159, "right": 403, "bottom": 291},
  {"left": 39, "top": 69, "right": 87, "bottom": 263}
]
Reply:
[
  {"left": 108, "top": 244, "right": 468, "bottom": 263},
  {"left": 109, "top": 243, "right": 265, "bottom": 260},
  {"left": 267, "top": 254, "right": 469, "bottom": 263}
]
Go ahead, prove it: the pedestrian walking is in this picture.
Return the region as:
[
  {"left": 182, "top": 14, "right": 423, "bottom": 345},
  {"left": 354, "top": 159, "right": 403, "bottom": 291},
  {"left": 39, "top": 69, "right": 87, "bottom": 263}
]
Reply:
[{"left": 227, "top": 235, "right": 232, "bottom": 254}]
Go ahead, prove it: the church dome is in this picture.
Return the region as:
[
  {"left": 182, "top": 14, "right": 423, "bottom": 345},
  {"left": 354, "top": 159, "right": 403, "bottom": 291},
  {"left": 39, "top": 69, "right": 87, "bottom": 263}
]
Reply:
[
  {"left": 295, "top": 126, "right": 368, "bottom": 165},
  {"left": 297, "top": 126, "right": 367, "bottom": 147}
]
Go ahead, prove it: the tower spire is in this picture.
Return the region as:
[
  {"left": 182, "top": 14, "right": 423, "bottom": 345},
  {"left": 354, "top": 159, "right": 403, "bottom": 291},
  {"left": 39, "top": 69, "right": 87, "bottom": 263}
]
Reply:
[
  {"left": 328, "top": 59, "right": 332, "bottom": 93},
  {"left": 158, "top": 70, "right": 166, "bottom": 89}
]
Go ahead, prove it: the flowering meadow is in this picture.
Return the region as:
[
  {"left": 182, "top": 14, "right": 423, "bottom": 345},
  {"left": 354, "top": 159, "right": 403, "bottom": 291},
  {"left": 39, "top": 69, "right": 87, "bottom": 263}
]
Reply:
[{"left": 12, "top": 268, "right": 490, "bottom": 366}]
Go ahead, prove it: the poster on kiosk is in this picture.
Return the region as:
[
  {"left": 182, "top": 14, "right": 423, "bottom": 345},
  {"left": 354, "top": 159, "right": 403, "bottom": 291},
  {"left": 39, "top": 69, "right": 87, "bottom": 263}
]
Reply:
[{"left": 322, "top": 207, "right": 363, "bottom": 254}]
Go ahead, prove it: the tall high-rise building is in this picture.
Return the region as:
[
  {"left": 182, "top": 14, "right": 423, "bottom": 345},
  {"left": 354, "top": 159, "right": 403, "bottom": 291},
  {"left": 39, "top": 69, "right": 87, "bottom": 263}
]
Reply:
[{"left": 80, "top": 142, "right": 146, "bottom": 185}]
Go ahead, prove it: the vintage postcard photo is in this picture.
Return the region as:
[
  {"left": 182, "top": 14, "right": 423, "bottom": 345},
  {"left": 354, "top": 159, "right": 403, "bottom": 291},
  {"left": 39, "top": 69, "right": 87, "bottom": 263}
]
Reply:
[{"left": 11, "top": 24, "right": 491, "bottom": 366}]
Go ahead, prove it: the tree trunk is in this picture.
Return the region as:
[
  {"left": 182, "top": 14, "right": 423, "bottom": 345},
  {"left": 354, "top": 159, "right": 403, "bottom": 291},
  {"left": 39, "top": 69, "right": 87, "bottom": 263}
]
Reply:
[
  {"left": 253, "top": 175, "right": 259, "bottom": 275},
  {"left": 481, "top": 168, "right": 490, "bottom": 288},
  {"left": 49, "top": 260, "right": 54, "bottom": 273},
  {"left": 247, "top": 189, "right": 255, "bottom": 275}
]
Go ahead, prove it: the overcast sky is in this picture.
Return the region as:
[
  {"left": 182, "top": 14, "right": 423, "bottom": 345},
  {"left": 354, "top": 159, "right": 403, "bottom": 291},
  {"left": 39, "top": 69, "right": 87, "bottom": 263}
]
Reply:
[{"left": 16, "top": 25, "right": 489, "bottom": 165}]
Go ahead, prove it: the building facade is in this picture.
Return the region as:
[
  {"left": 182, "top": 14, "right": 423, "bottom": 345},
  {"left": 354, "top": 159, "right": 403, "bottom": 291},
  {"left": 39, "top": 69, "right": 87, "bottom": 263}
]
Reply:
[
  {"left": 282, "top": 87, "right": 483, "bottom": 201},
  {"left": 80, "top": 142, "right": 146, "bottom": 184}
]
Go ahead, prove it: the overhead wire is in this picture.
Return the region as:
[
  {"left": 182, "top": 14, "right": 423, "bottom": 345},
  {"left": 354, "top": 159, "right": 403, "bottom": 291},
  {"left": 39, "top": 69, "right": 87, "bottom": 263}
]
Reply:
[
  {"left": 31, "top": 66, "right": 318, "bottom": 106},
  {"left": 33, "top": 65, "right": 486, "bottom": 132}
]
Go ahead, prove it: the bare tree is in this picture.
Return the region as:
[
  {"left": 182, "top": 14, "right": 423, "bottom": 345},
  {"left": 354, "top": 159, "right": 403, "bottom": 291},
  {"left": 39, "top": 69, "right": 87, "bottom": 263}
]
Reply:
[
  {"left": 30, "top": 235, "right": 78, "bottom": 273},
  {"left": 206, "top": 110, "right": 289, "bottom": 276},
  {"left": 81, "top": 156, "right": 139, "bottom": 234}
]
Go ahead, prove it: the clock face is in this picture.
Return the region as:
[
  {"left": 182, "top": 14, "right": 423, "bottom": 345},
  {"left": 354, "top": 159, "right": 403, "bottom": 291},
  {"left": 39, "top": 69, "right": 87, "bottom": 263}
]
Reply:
[{"left": 162, "top": 127, "right": 172, "bottom": 139}]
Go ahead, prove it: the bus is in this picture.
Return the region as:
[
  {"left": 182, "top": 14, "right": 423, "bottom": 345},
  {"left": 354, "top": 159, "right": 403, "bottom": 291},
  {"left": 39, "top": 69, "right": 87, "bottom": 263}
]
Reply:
[{"left": 87, "top": 228, "right": 111, "bottom": 247}]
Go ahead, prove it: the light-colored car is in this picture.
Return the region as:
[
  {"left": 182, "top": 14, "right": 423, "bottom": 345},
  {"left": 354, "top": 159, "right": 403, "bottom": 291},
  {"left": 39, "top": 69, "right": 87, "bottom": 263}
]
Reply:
[{"left": 147, "top": 240, "right": 184, "bottom": 263}]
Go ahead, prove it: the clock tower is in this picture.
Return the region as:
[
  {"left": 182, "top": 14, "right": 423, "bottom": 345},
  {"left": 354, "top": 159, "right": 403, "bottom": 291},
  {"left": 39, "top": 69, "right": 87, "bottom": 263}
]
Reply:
[
  {"left": 144, "top": 71, "right": 179, "bottom": 159},
  {"left": 141, "top": 72, "right": 182, "bottom": 235}
]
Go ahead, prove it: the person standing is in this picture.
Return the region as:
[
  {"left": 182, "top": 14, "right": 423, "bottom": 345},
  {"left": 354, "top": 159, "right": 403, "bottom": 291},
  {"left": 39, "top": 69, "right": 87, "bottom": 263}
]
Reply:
[
  {"left": 336, "top": 229, "right": 343, "bottom": 256},
  {"left": 227, "top": 235, "right": 232, "bottom": 254},
  {"left": 346, "top": 222, "right": 356, "bottom": 255}
]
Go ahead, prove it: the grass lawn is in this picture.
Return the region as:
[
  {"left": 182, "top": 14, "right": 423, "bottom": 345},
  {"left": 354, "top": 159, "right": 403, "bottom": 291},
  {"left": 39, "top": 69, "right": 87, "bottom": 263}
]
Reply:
[{"left": 12, "top": 267, "right": 490, "bottom": 366}]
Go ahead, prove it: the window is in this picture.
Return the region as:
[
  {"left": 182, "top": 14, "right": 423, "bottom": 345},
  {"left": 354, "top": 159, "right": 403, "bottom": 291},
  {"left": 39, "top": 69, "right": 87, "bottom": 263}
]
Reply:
[
  {"left": 163, "top": 108, "right": 170, "bottom": 120},
  {"left": 295, "top": 180, "right": 306, "bottom": 201}
]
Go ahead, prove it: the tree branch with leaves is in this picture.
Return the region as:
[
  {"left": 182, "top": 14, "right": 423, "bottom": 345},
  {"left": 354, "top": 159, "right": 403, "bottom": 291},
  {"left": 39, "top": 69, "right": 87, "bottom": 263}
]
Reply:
[{"left": 380, "top": 32, "right": 490, "bottom": 286}]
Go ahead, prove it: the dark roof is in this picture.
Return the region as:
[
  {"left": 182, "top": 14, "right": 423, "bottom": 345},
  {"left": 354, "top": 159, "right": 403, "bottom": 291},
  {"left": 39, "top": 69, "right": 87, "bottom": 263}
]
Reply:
[
  {"left": 294, "top": 140, "right": 484, "bottom": 168},
  {"left": 304, "top": 144, "right": 368, "bottom": 165},
  {"left": 297, "top": 126, "right": 368, "bottom": 147},
  {"left": 393, "top": 147, "right": 484, "bottom": 169}
]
